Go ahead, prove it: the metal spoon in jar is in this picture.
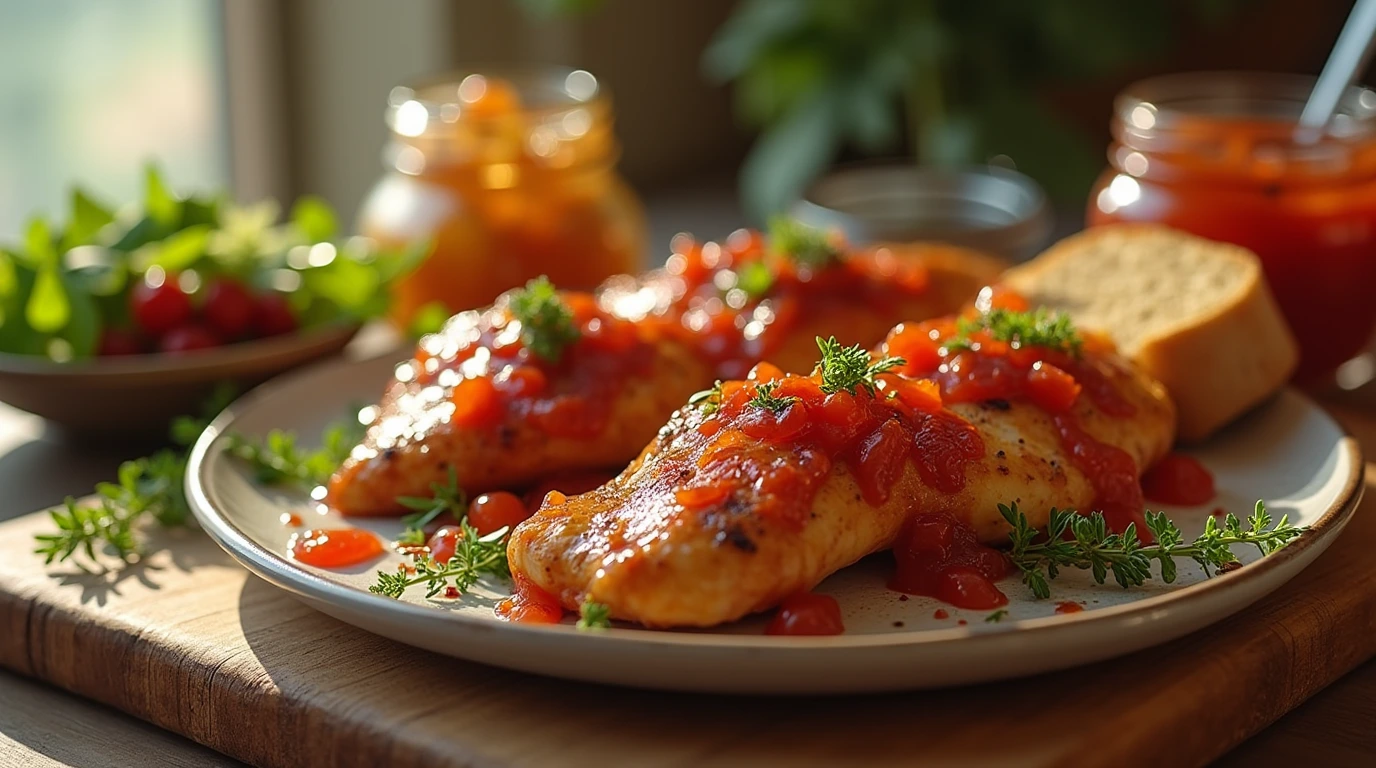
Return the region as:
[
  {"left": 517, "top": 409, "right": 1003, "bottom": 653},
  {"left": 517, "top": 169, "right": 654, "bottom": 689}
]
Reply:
[{"left": 1297, "top": 0, "right": 1376, "bottom": 143}]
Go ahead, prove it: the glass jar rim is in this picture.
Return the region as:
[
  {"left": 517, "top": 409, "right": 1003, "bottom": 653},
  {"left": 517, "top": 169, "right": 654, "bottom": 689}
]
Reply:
[
  {"left": 385, "top": 65, "right": 610, "bottom": 136},
  {"left": 1115, "top": 71, "right": 1376, "bottom": 142}
]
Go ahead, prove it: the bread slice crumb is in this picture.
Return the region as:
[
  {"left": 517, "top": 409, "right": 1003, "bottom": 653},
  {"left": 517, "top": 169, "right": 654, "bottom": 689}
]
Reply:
[{"left": 1004, "top": 224, "right": 1298, "bottom": 442}]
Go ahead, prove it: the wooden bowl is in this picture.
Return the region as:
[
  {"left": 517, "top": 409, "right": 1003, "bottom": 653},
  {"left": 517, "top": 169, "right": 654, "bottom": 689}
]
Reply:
[{"left": 0, "top": 324, "right": 361, "bottom": 436}]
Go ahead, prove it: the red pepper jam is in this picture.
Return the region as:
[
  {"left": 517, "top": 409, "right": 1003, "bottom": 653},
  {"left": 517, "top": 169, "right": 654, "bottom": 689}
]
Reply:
[
  {"left": 289, "top": 528, "right": 384, "bottom": 568},
  {"left": 495, "top": 574, "right": 565, "bottom": 624},
  {"left": 766, "top": 591, "right": 845, "bottom": 636},
  {"left": 881, "top": 301, "right": 1147, "bottom": 537},
  {"left": 1054, "top": 601, "right": 1085, "bottom": 614},
  {"left": 674, "top": 360, "right": 981, "bottom": 528},
  {"left": 890, "top": 513, "right": 1009, "bottom": 609},
  {"left": 1142, "top": 453, "right": 1216, "bottom": 506},
  {"left": 405, "top": 229, "right": 940, "bottom": 445},
  {"left": 649, "top": 231, "right": 932, "bottom": 380},
  {"left": 413, "top": 290, "right": 651, "bottom": 440}
]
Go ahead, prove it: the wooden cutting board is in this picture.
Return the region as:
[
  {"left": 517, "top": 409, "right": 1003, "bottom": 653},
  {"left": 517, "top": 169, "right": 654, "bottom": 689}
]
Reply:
[{"left": 3, "top": 406, "right": 1376, "bottom": 768}]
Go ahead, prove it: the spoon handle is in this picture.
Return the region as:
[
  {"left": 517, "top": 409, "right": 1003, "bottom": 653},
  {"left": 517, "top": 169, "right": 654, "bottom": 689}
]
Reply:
[{"left": 1298, "top": 0, "right": 1376, "bottom": 141}]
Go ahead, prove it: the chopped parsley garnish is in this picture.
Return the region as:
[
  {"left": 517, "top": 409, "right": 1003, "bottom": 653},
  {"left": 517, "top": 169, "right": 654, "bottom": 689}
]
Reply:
[
  {"left": 1001, "top": 500, "right": 1304, "bottom": 599},
  {"left": 767, "top": 216, "right": 841, "bottom": 270},
  {"left": 225, "top": 418, "right": 361, "bottom": 490},
  {"left": 508, "top": 275, "right": 580, "bottom": 362},
  {"left": 369, "top": 519, "right": 510, "bottom": 599},
  {"left": 747, "top": 381, "right": 798, "bottom": 413},
  {"left": 947, "top": 307, "right": 1082, "bottom": 356},
  {"left": 394, "top": 467, "right": 467, "bottom": 546},
  {"left": 577, "top": 599, "right": 613, "bottom": 630},
  {"left": 815, "top": 336, "right": 905, "bottom": 397},
  {"left": 984, "top": 609, "right": 1009, "bottom": 623}
]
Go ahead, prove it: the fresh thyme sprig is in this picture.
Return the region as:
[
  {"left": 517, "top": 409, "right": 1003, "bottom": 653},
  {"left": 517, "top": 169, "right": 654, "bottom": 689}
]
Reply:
[
  {"left": 577, "top": 599, "right": 613, "bottom": 630},
  {"left": 747, "top": 381, "right": 798, "bottom": 413},
  {"left": 369, "top": 520, "right": 510, "bottom": 599},
  {"left": 947, "top": 307, "right": 1083, "bottom": 356},
  {"left": 815, "top": 336, "right": 905, "bottom": 396},
  {"left": 395, "top": 467, "right": 467, "bottom": 546},
  {"left": 508, "top": 275, "right": 581, "bottom": 363},
  {"left": 33, "top": 385, "right": 235, "bottom": 566},
  {"left": 687, "top": 380, "right": 724, "bottom": 415},
  {"left": 985, "top": 609, "right": 1009, "bottom": 623},
  {"left": 224, "top": 415, "right": 361, "bottom": 490},
  {"left": 1001, "top": 501, "right": 1304, "bottom": 599},
  {"left": 768, "top": 216, "right": 841, "bottom": 269}
]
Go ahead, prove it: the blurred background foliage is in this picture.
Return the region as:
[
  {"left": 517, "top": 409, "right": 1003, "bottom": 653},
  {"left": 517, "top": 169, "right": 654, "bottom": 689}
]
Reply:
[{"left": 701, "top": 0, "right": 1244, "bottom": 218}]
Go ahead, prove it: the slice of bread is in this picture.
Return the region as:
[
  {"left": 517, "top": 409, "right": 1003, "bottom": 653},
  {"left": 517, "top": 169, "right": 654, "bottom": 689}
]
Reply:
[{"left": 1003, "top": 224, "right": 1298, "bottom": 442}]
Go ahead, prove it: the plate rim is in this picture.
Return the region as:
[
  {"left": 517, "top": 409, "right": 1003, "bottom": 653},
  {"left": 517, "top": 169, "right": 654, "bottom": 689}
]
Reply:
[{"left": 186, "top": 354, "right": 1366, "bottom": 651}]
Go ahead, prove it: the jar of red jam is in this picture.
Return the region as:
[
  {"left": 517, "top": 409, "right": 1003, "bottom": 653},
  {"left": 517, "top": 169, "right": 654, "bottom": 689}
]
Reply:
[
  {"left": 359, "top": 67, "right": 646, "bottom": 327},
  {"left": 1088, "top": 72, "right": 1376, "bottom": 379}
]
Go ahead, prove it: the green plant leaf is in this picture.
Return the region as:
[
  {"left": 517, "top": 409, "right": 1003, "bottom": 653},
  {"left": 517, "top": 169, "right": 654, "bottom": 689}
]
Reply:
[
  {"left": 702, "top": 0, "right": 807, "bottom": 82},
  {"left": 64, "top": 189, "right": 115, "bottom": 250},
  {"left": 58, "top": 272, "right": 99, "bottom": 358},
  {"left": 139, "top": 224, "right": 211, "bottom": 273},
  {"left": 109, "top": 215, "right": 165, "bottom": 253},
  {"left": 290, "top": 196, "right": 338, "bottom": 242},
  {"left": 25, "top": 266, "right": 70, "bottom": 334},
  {"left": 739, "top": 88, "right": 840, "bottom": 221},
  {"left": 23, "top": 218, "right": 57, "bottom": 268},
  {"left": 408, "top": 301, "right": 451, "bottom": 338},
  {"left": 0, "top": 250, "right": 16, "bottom": 298},
  {"left": 301, "top": 256, "right": 380, "bottom": 316},
  {"left": 144, "top": 165, "right": 180, "bottom": 227}
]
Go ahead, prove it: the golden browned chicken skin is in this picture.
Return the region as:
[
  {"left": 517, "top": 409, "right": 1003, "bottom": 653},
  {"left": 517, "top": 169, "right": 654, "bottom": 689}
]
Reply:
[
  {"left": 508, "top": 317, "right": 1174, "bottom": 628},
  {"left": 329, "top": 238, "right": 1003, "bottom": 516}
]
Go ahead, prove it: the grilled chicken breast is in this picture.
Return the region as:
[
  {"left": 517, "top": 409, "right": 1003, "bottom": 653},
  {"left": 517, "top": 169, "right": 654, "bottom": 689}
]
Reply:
[
  {"left": 329, "top": 243, "right": 1002, "bottom": 516},
  {"left": 508, "top": 340, "right": 1174, "bottom": 628}
]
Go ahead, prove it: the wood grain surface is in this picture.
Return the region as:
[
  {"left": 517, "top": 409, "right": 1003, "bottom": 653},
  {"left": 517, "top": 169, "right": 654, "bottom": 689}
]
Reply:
[{"left": 1, "top": 407, "right": 1375, "bottom": 768}]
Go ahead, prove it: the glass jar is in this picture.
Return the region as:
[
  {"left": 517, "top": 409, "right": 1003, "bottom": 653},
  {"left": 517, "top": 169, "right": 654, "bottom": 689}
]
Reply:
[
  {"left": 359, "top": 67, "right": 646, "bottom": 326},
  {"left": 1088, "top": 72, "right": 1376, "bottom": 379}
]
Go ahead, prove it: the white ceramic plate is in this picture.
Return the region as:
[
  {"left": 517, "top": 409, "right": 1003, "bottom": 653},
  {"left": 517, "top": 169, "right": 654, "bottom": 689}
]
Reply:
[{"left": 186, "top": 355, "right": 1363, "bottom": 694}]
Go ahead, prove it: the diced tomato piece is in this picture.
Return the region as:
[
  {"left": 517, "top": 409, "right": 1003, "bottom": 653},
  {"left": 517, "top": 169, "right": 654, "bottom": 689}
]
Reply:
[
  {"left": 451, "top": 376, "right": 504, "bottom": 428},
  {"left": 495, "top": 365, "right": 547, "bottom": 397},
  {"left": 747, "top": 361, "right": 786, "bottom": 383},
  {"left": 675, "top": 484, "right": 732, "bottom": 510},
  {"left": 426, "top": 525, "right": 463, "bottom": 564},
  {"left": 1026, "top": 362, "right": 1081, "bottom": 414},
  {"left": 766, "top": 592, "right": 845, "bottom": 636},
  {"left": 468, "top": 491, "right": 531, "bottom": 535},
  {"left": 850, "top": 420, "right": 910, "bottom": 506},
  {"left": 739, "top": 400, "right": 809, "bottom": 443}
]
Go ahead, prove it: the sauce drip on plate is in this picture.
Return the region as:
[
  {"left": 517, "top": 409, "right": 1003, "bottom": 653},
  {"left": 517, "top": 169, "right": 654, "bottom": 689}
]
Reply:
[
  {"left": 1142, "top": 453, "right": 1216, "bottom": 506},
  {"left": 766, "top": 592, "right": 845, "bottom": 636},
  {"left": 496, "top": 574, "right": 565, "bottom": 624},
  {"left": 289, "top": 528, "right": 384, "bottom": 568}
]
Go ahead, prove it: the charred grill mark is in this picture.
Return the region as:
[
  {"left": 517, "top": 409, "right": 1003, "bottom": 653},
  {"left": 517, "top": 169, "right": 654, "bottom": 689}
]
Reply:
[
  {"left": 715, "top": 525, "right": 758, "bottom": 553},
  {"left": 981, "top": 398, "right": 1011, "bottom": 411}
]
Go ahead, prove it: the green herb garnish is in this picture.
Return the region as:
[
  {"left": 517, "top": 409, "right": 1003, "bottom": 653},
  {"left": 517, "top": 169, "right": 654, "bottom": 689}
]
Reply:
[
  {"left": 224, "top": 417, "right": 362, "bottom": 490},
  {"left": 33, "top": 385, "right": 236, "bottom": 566},
  {"left": 688, "top": 380, "right": 724, "bottom": 415},
  {"left": 369, "top": 520, "right": 510, "bottom": 599},
  {"left": 577, "top": 599, "right": 613, "bottom": 630},
  {"left": 508, "top": 275, "right": 581, "bottom": 362},
  {"left": 767, "top": 216, "right": 841, "bottom": 269},
  {"left": 746, "top": 381, "right": 798, "bottom": 413},
  {"left": 1002, "top": 501, "right": 1304, "bottom": 600},
  {"left": 395, "top": 467, "right": 467, "bottom": 546},
  {"left": 815, "top": 336, "right": 905, "bottom": 397},
  {"left": 984, "top": 609, "right": 1009, "bottom": 623},
  {"left": 947, "top": 307, "right": 1082, "bottom": 356}
]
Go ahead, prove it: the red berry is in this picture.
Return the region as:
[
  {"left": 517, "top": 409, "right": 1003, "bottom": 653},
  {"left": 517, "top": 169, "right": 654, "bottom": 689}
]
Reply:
[
  {"left": 130, "top": 275, "right": 192, "bottom": 335},
  {"left": 96, "top": 328, "right": 145, "bottom": 356},
  {"left": 159, "top": 325, "right": 220, "bottom": 354},
  {"left": 202, "top": 278, "right": 256, "bottom": 339},
  {"left": 253, "top": 292, "right": 298, "bottom": 337}
]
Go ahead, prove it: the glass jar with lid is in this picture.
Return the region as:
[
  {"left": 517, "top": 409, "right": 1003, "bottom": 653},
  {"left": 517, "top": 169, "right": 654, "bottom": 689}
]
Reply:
[
  {"left": 1087, "top": 72, "right": 1376, "bottom": 379},
  {"left": 359, "top": 67, "right": 646, "bottom": 326}
]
